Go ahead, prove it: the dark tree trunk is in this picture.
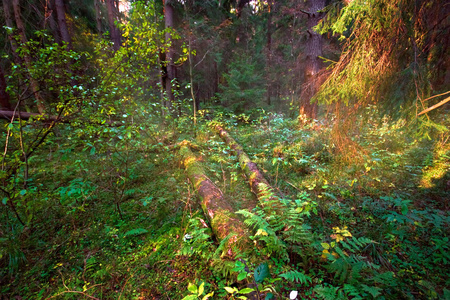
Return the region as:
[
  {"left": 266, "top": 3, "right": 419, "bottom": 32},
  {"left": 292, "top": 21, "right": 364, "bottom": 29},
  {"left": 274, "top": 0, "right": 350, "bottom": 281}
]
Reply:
[
  {"left": 54, "top": 0, "right": 72, "bottom": 48},
  {"left": 266, "top": 0, "right": 274, "bottom": 106},
  {"left": 106, "top": 0, "right": 121, "bottom": 51},
  {"left": 236, "top": 0, "right": 250, "bottom": 17},
  {"left": 0, "top": 110, "right": 59, "bottom": 121},
  {"left": 164, "top": 0, "right": 175, "bottom": 108},
  {"left": 0, "top": 67, "right": 12, "bottom": 110},
  {"left": 300, "top": 0, "right": 325, "bottom": 119},
  {"left": 45, "top": 0, "right": 62, "bottom": 44},
  {"left": 12, "top": 0, "right": 46, "bottom": 113},
  {"left": 3, "top": 0, "right": 21, "bottom": 64},
  {"left": 94, "top": 0, "right": 103, "bottom": 35}
]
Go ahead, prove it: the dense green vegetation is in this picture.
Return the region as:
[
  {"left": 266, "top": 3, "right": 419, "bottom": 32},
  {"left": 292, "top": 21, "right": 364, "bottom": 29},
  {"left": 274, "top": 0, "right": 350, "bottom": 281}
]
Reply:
[{"left": 0, "top": 0, "right": 448, "bottom": 299}]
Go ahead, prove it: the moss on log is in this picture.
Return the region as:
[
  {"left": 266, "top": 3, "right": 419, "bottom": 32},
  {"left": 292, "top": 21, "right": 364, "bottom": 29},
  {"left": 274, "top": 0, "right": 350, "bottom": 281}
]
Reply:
[
  {"left": 179, "top": 141, "right": 249, "bottom": 256},
  {"left": 213, "top": 124, "right": 277, "bottom": 205}
]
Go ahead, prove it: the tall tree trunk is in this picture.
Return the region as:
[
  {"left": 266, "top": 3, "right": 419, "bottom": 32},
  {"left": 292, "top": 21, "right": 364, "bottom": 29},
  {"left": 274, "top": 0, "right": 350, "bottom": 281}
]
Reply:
[
  {"left": 183, "top": 2, "right": 197, "bottom": 125},
  {"left": 106, "top": 0, "right": 121, "bottom": 51},
  {"left": 12, "top": 0, "right": 46, "bottom": 113},
  {"left": 164, "top": 0, "right": 175, "bottom": 108},
  {"left": 266, "top": 0, "right": 273, "bottom": 106},
  {"left": 54, "top": 0, "right": 72, "bottom": 48},
  {"left": 300, "top": 0, "right": 325, "bottom": 120},
  {"left": 45, "top": 0, "right": 62, "bottom": 44},
  {"left": 236, "top": 0, "right": 250, "bottom": 18},
  {"left": 94, "top": 0, "right": 104, "bottom": 35},
  {"left": 0, "top": 66, "right": 12, "bottom": 110},
  {"left": 3, "top": 0, "right": 21, "bottom": 64}
]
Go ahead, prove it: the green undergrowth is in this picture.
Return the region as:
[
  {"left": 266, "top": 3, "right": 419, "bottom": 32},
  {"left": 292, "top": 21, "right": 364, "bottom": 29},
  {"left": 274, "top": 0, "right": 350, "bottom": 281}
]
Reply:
[{"left": 1, "top": 108, "right": 449, "bottom": 299}]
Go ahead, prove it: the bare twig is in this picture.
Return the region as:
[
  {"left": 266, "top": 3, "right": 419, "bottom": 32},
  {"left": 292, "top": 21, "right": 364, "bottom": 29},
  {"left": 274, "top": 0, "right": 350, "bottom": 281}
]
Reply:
[
  {"left": 423, "top": 90, "right": 450, "bottom": 102},
  {"left": 417, "top": 96, "right": 450, "bottom": 116},
  {"left": 194, "top": 50, "right": 210, "bottom": 69}
]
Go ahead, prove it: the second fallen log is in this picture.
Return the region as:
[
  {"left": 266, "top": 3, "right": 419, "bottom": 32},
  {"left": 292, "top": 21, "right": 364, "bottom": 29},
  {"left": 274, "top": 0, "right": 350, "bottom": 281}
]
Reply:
[
  {"left": 213, "top": 124, "right": 277, "bottom": 205},
  {"left": 179, "top": 141, "right": 249, "bottom": 256}
]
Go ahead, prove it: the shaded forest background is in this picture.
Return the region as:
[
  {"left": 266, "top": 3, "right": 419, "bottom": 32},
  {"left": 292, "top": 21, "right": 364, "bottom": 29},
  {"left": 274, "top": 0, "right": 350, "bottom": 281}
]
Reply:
[{"left": 0, "top": 0, "right": 449, "bottom": 299}]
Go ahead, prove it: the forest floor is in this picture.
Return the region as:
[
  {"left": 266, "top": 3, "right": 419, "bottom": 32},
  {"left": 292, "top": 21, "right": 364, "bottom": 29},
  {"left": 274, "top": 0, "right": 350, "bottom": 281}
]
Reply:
[{"left": 1, "top": 109, "right": 449, "bottom": 299}]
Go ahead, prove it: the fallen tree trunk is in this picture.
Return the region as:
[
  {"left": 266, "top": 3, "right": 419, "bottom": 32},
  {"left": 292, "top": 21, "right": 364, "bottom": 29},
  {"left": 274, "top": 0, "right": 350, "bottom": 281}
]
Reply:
[
  {"left": 0, "top": 110, "right": 59, "bottom": 121},
  {"left": 0, "top": 110, "right": 124, "bottom": 127},
  {"left": 213, "top": 124, "right": 278, "bottom": 206},
  {"left": 179, "top": 141, "right": 249, "bottom": 256}
]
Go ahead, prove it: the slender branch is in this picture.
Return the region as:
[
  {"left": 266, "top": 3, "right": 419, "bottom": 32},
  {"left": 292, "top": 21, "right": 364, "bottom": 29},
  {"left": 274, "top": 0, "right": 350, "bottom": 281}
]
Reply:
[
  {"left": 298, "top": 9, "right": 312, "bottom": 16},
  {"left": 417, "top": 96, "right": 450, "bottom": 116},
  {"left": 423, "top": 90, "right": 450, "bottom": 102},
  {"left": 194, "top": 50, "right": 210, "bottom": 69}
]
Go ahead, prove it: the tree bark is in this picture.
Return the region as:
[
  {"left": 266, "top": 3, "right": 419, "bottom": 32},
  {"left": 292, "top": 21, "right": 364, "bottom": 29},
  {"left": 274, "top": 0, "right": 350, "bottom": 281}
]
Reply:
[
  {"left": 214, "top": 125, "right": 277, "bottom": 206},
  {"left": 236, "top": 0, "right": 250, "bottom": 18},
  {"left": 94, "top": 0, "right": 104, "bottom": 35},
  {"left": 179, "top": 141, "right": 249, "bottom": 256},
  {"left": 266, "top": 0, "right": 273, "bottom": 106},
  {"left": 3, "top": 0, "right": 21, "bottom": 64},
  {"left": 163, "top": 0, "right": 176, "bottom": 107},
  {"left": 45, "top": 0, "right": 62, "bottom": 44},
  {"left": 0, "top": 67, "right": 12, "bottom": 110},
  {"left": 0, "top": 110, "right": 59, "bottom": 121},
  {"left": 300, "top": 0, "right": 325, "bottom": 120},
  {"left": 106, "top": 0, "right": 121, "bottom": 51},
  {"left": 54, "top": 0, "right": 72, "bottom": 48},
  {"left": 12, "top": 0, "right": 46, "bottom": 113}
]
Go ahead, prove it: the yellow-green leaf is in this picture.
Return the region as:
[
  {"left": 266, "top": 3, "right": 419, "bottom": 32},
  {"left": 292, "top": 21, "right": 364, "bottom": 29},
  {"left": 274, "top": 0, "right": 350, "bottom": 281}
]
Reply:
[
  {"left": 321, "top": 243, "right": 330, "bottom": 250},
  {"left": 198, "top": 282, "right": 204, "bottom": 296},
  {"left": 239, "top": 287, "right": 254, "bottom": 294},
  {"left": 224, "top": 286, "right": 238, "bottom": 294}
]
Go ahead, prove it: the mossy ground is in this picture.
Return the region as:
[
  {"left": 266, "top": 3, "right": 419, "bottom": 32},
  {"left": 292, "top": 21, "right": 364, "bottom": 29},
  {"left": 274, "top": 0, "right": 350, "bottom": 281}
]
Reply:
[{"left": 1, "top": 111, "right": 449, "bottom": 299}]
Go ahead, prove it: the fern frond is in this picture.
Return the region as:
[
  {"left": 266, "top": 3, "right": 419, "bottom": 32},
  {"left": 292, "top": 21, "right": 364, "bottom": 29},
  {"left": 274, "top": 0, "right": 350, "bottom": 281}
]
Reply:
[
  {"left": 123, "top": 228, "right": 148, "bottom": 238},
  {"left": 343, "top": 284, "right": 364, "bottom": 300},
  {"left": 279, "top": 269, "right": 312, "bottom": 285},
  {"left": 372, "top": 271, "right": 394, "bottom": 284},
  {"left": 361, "top": 284, "right": 382, "bottom": 298},
  {"left": 315, "top": 285, "right": 346, "bottom": 300}
]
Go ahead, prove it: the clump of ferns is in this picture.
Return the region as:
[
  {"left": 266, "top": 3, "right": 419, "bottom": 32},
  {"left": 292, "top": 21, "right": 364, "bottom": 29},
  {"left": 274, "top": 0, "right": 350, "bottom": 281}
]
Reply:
[{"left": 236, "top": 188, "right": 317, "bottom": 266}]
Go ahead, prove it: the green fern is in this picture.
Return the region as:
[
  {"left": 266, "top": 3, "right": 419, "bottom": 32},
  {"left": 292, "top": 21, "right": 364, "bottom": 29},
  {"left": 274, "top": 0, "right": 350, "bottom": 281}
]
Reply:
[
  {"left": 325, "top": 236, "right": 378, "bottom": 284},
  {"left": 343, "top": 284, "right": 364, "bottom": 300},
  {"left": 372, "top": 271, "right": 394, "bottom": 285},
  {"left": 314, "top": 285, "right": 346, "bottom": 300},
  {"left": 279, "top": 269, "right": 312, "bottom": 285},
  {"left": 361, "top": 284, "right": 382, "bottom": 298},
  {"left": 123, "top": 228, "right": 148, "bottom": 238}
]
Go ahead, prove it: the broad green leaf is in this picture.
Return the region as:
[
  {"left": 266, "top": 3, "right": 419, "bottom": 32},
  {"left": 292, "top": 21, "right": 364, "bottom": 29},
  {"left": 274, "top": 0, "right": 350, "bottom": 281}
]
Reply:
[
  {"left": 237, "top": 272, "right": 248, "bottom": 281},
  {"left": 254, "top": 263, "right": 270, "bottom": 283},
  {"left": 321, "top": 243, "right": 330, "bottom": 250},
  {"left": 181, "top": 295, "right": 198, "bottom": 300},
  {"left": 265, "top": 293, "right": 275, "bottom": 300},
  {"left": 198, "top": 282, "right": 204, "bottom": 296},
  {"left": 188, "top": 283, "right": 198, "bottom": 294},
  {"left": 202, "top": 291, "right": 214, "bottom": 300},
  {"left": 224, "top": 286, "right": 238, "bottom": 294},
  {"left": 239, "top": 287, "right": 254, "bottom": 294}
]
